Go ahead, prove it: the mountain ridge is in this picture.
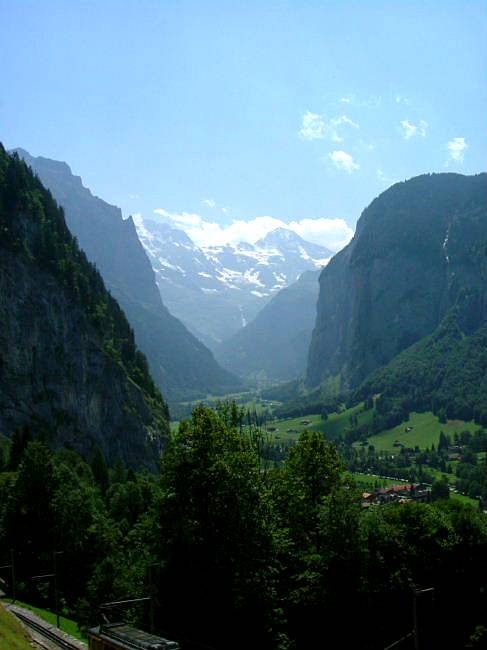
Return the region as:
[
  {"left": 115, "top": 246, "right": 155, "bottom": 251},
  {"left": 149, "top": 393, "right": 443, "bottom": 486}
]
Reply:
[
  {"left": 0, "top": 145, "right": 168, "bottom": 468},
  {"left": 306, "top": 172, "right": 487, "bottom": 392},
  {"left": 135, "top": 215, "right": 332, "bottom": 349},
  {"left": 13, "top": 148, "right": 239, "bottom": 402},
  {"left": 215, "top": 269, "right": 321, "bottom": 380}
]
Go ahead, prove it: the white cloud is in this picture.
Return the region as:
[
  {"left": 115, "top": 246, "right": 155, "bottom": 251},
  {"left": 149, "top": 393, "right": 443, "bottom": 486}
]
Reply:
[
  {"left": 128, "top": 193, "right": 140, "bottom": 200},
  {"left": 359, "top": 139, "right": 375, "bottom": 151},
  {"left": 446, "top": 137, "right": 467, "bottom": 164},
  {"left": 299, "top": 112, "right": 326, "bottom": 140},
  {"left": 287, "top": 217, "right": 354, "bottom": 251},
  {"left": 299, "top": 111, "right": 359, "bottom": 143},
  {"left": 328, "top": 150, "right": 360, "bottom": 173},
  {"left": 400, "top": 119, "right": 428, "bottom": 139},
  {"left": 202, "top": 198, "right": 216, "bottom": 208},
  {"left": 337, "top": 115, "right": 359, "bottom": 129},
  {"left": 152, "top": 209, "right": 353, "bottom": 252},
  {"left": 339, "top": 94, "right": 382, "bottom": 108},
  {"left": 395, "top": 95, "right": 410, "bottom": 105},
  {"left": 376, "top": 169, "right": 397, "bottom": 186}
]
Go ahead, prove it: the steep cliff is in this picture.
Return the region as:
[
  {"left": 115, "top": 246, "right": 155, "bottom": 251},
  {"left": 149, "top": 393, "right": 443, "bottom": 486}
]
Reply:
[
  {"left": 13, "top": 149, "right": 239, "bottom": 401},
  {"left": 306, "top": 173, "right": 487, "bottom": 390},
  {"left": 0, "top": 145, "right": 169, "bottom": 468},
  {"left": 215, "top": 269, "right": 321, "bottom": 380}
]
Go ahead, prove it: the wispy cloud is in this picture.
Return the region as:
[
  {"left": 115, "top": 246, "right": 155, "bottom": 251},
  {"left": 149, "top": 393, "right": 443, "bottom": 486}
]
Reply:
[
  {"left": 446, "top": 137, "right": 467, "bottom": 164},
  {"left": 202, "top": 198, "right": 216, "bottom": 208},
  {"left": 377, "top": 169, "right": 397, "bottom": 186},
  {"left": 328, "top": 150, "right": 360, "bottom": 173},
  {"left": 299, "top": 111, "right": 359, "bottom": 143},
  {"left": 128, "top": 193, "right": 140, "bottom": 200},
  {"left": 395, "top": 95, "right": 410, "bottom": 105},
  {"left": 339, "top": 94, "right": 382, "bottom": 108},
  {"left": 400, "top": 119, "right": 428, "bottom": 139},
  {"left": 299, "top": 112, "right": 326, "bottom": 140},
  {"left": 151, "top": 209, "right": 353, "bottom": 252},
  {"left": 359, "top": 139, "right": 375, "bottom": 151}
]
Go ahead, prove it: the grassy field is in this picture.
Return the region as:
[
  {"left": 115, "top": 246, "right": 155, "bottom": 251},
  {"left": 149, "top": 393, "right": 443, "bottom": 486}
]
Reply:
[
  {"left": 265, "top": 414, "right": 324, "bottom": 440},
  {"left": 169, "top": 390, "right": 283, "bottom": 432},
  {"left": 348, "top": 472, "right": 409, "bottom": 489},
  {"left": 0, "top": 604, "right": 36, "bottom": 650},
  {"left": 364, "top": 412, "right": 477, "bottom": 452},
  {"left": 268, "top": 403, "right": 375, "bottom": 442},
  {"left": 323, "top": 403, "right": 374, "bottom": 440},
  {"left": 9, "top": 600, "right": 86, "bottom": 641},
  {"left": 450, "top": 492, "right": 480, "bottom": 507}
]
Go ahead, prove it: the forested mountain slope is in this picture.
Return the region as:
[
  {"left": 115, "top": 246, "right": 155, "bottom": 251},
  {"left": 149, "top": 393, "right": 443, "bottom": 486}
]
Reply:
[
  {"left": 215, "top": 269, "right": 321, "bottom": 380},
  {"left": 356, "top": 311, "right": 487, "bottom": 426},
  {"left": 13, "top": 149, "right": 239, "bottom": 401},
  {"left": 0, "top": 145, "right": 169, "bottom": 467},
  {"left": 307, "top": 172, "right": 487, "bottom": 391}
]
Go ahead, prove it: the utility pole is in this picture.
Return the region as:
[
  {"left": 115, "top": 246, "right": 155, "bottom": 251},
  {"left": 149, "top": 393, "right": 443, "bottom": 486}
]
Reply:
[
  {"left": 53, "top": 551, "right": 64, "bottom": 629},
  {"left": 10, "top": 549, "right": 15, "bottom": 603},
  {"left": 0, "top": 549, "right": 16, "bottom": 603},
  {"left": 34, "top": 552, "right": 64, "bottom": 628},
  {"left": 148, "top": 564, "right": 155, "bottom": 634},
  {"left": 100, "top": 597, "right": 152, "bottom": 632},
  {"left": 383, "top": 587, "right": 434, "bottom": 650},
  {"left": 413, "top": 590, "right": 419, "bottom": 650},
  {"left": 413, "top": 587, "right": 434, "bottom": 650}
]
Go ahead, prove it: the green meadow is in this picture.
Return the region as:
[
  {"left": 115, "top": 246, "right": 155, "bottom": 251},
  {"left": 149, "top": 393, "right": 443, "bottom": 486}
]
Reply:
[{"left": 365, "top": 411, "right": 477, "bottom": 452}]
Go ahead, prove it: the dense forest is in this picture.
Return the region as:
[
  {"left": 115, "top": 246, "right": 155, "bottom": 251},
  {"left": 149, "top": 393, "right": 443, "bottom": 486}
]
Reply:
[
  {"left": 1, "top": 405, "right": 487, "bottom": 649},
  {"left": 0, "top": 145, "right": 169, "bottom": 466},
  {"left": 0, "top": 146, "right": 160, "bottom": 398},
  {"left": 356, "top": 312, "right": 487, "bottom": 428}
]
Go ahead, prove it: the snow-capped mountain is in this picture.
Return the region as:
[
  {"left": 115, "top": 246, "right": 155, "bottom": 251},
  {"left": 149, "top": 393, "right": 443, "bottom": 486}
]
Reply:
[{"left": 134, "top": 218, "right": 333, "bottom": 349}]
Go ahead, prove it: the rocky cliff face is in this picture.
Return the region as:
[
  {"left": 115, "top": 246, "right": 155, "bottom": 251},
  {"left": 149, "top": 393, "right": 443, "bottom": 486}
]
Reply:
[
  {"left": 13, "top": 149, "right": 238, "bottom": 401},
  {"left": 0, "top": 146, "right": 169, "bottom": 468},
  {"left": 306, "top": 173, "right": 487, "bottom": 390},
  {"left": 215, "top": 269, "right": 321, "bottom": 380}
]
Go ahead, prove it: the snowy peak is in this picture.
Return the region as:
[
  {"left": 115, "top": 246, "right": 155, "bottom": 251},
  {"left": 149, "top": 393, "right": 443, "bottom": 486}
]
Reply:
[
  {"left": 257, "top": 227, "right": 333, "bottom": 260},
  {"left": 256, "top": 227, "right": 302, "bottom": 248},
  {"left": 134, "top": 217, "right": 334, "bottom": 348}
]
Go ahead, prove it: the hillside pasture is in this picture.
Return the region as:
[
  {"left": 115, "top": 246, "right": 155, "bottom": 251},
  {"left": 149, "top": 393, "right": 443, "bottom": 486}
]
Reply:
[
  {"left": 265, "top": 413, "right": 323, "bottom": 441},
  {"left": 364, "top": 412, "right": 477, "bottom": 452}
]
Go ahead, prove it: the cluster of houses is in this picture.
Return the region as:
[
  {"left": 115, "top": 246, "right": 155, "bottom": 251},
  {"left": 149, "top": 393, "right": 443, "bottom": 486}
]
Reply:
[{"left": 361, "top": 483, "right": 430, "bottom": 507}]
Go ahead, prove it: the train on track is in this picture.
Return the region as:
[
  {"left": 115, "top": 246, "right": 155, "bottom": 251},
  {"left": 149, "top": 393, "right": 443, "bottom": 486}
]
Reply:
[{"left": 88, "top": 623, "right": 179, "bottom": 650}]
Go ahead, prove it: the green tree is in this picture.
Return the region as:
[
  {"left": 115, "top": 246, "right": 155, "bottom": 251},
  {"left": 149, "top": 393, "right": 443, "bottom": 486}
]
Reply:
[
  {"left": 274, "top": 430, "right": 343, "bottom": 552},
  {"left": 431, "top": 478, "right": 450, "bottom": 501},
  {"left": 91, "top": 447, "right": 109, "bottom": 495},
  {"left": 3, "top": 442, "right": 58, "bottom": 601},
  {"left": 152, "top": 405, "right": 284, "bottom": 650},
  {"left": 7, "top": 427, "right": 31, "bottom": 471}
]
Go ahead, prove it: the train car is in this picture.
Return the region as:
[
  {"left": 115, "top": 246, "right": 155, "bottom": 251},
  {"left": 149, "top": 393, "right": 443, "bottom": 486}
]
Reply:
[{"left": 88, "top": 622, "right": 179, "bottom": 650}]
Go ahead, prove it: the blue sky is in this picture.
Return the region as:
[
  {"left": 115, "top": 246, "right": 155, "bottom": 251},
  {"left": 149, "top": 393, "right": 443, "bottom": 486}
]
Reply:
[{"left": 1, "top": 0, "right": 485, "bottom": 249}]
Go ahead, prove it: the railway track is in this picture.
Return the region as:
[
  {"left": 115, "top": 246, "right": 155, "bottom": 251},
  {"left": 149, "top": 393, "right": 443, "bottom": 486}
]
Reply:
[{"left": 7, "top": 604, "right": 86, "bottom": 650}]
